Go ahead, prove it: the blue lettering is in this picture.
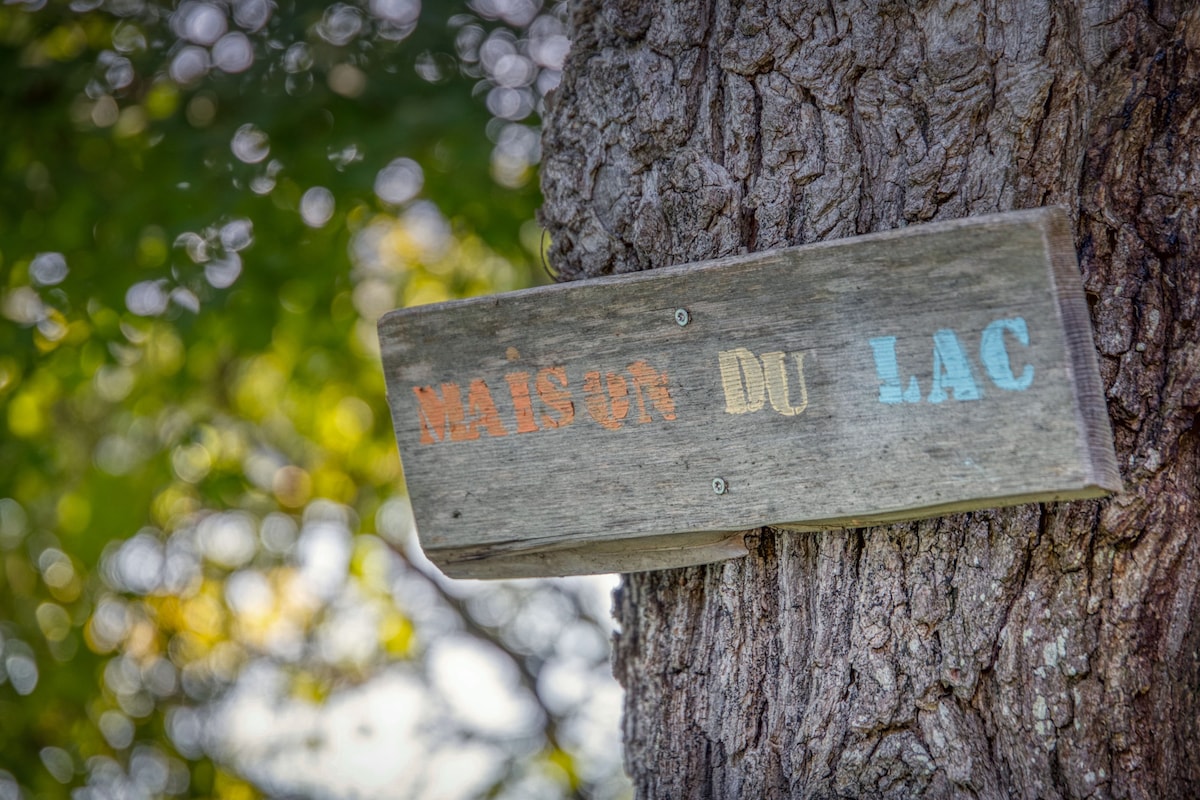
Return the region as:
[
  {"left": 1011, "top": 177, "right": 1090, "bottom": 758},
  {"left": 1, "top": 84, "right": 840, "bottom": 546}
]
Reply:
[
  {"left": 980, "top": 317, "right": 1034, "bottom": 391},
  {"left": 928, "top": 329, "right": 980, "bottom": 403},
  {"left": 869, "top": 336, "right": 922, "bottom": 404}
]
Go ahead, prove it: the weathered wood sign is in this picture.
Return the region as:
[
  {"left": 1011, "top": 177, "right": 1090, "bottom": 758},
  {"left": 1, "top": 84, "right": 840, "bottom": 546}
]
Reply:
[{"left": 378, "top": 208, "right": 1121, "bottom": 579}]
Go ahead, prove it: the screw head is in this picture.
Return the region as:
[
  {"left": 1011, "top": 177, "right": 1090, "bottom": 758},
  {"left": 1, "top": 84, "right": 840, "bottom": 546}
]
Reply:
[
  {"left": 674, "top": 308, "right": 690, "bottom": 327},
  {"left": 711, "top": 477, "right": 727, "bottom": 495}
]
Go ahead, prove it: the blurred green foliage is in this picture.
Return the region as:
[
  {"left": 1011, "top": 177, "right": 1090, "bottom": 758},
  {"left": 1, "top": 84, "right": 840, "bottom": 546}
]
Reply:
[{"left": 1, "top": 2, "right": 625, "bottom": 799}]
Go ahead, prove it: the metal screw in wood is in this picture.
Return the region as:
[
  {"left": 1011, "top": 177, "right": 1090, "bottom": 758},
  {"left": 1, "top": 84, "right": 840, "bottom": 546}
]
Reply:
[
  {"left": 674, "top": 308, "right": 690, "bottom": 326},
  {"left": 712, "top": 477, "right": 727, "bottom": 495}
]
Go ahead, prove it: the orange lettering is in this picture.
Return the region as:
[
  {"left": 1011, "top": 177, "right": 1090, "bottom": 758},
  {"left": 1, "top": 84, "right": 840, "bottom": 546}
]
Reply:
[
  {"left": 416, "top": 361, "right": 675, "bottom": 444},
  {"left": 536, "top": 367, "right": 575, "bottom": 429},
  {"left": 504, "top": 372, "right": 540, "bottom": 434},
  {"left": 413, "top": 383, "right": 465, "bottom": 445},
  {"left": 583, "top": 371, "right": 630, "bottom": 431},
  {"left": 461, "top": 378, "right": 508, "bottom": 440},
  {"left": 626, "top": 360, "right": 676, "bottom": 423}
]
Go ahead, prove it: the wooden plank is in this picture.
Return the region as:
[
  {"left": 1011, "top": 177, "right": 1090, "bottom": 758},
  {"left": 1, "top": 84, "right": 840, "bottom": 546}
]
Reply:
[{"left": 378, "top": 208, "right": 1121, "bottom": 579}]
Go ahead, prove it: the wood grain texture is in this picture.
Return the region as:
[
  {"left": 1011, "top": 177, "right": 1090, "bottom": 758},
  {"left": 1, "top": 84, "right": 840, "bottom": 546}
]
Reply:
[{"left": 379, "top": 208, "right": 1119, "bottom": 578}]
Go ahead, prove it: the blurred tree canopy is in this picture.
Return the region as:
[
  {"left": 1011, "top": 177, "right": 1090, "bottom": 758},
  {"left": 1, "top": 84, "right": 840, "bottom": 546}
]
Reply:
[{"left": 0, "top": 1, "right": 628, "bottom": 798}]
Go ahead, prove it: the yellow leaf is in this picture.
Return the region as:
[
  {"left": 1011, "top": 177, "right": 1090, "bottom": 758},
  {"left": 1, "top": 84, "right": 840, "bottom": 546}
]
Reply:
[
  {"left": 7, "top": 390, "right": 46, "bottom": 438},
  {"left": 380, "top": 612, "right": 415, "bottom": 657},
  {"left": 214, "top": 769, "right": 260, "bottom": 800},
  {"left": 56, "top": 492, "right": 91, "bottom": 536},
  {"left": 41, "top": 23, "right": 87, "bottom": 61},
  {"left": 312, "top": 465, "right": 355, "bottom": 504},
  {"left": 144, "top": 81, "right": 179, "bottom": 120}
]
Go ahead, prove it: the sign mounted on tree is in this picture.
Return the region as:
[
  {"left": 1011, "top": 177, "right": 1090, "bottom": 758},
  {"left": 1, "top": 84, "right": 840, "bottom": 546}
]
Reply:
[{"left": 378, "top": 208, "right": 1121, "bottom": 579}]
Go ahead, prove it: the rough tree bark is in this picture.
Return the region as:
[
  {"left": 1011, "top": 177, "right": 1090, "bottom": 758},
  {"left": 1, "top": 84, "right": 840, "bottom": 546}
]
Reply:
[{"left": 540, "top": 1, "right": 1200, "bottom": 798}]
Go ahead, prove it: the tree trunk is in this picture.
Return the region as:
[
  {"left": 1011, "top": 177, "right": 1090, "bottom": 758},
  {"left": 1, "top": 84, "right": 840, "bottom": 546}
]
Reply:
[{"left": 540, "top": 1, "right": 1200, "bottom": 797}]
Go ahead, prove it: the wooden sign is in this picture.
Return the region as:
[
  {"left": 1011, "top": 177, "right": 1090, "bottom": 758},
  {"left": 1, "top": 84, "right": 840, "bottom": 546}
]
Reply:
[{"left": 378, "top": 208, "right": 1121, "bottom": 579}]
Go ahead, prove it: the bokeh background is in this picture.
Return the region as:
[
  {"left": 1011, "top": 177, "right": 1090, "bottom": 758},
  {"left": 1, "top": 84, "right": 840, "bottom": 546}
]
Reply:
[{"left": 0, "top": 1, "right": 632, "bottom": 797}]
